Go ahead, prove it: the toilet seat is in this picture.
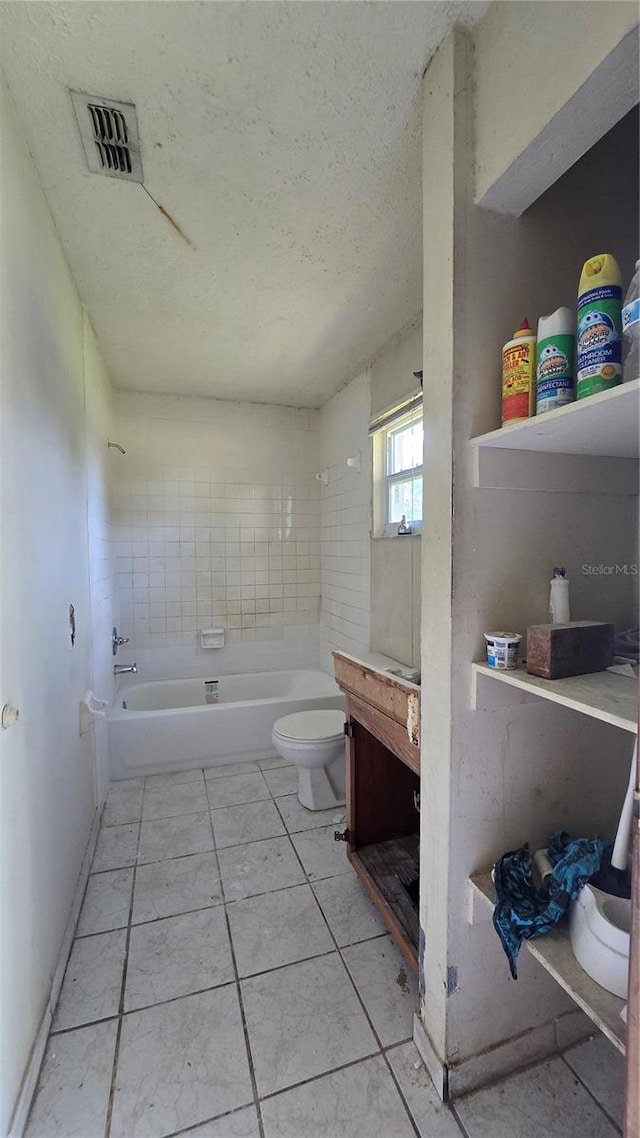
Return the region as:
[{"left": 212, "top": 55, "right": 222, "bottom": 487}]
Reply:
[{"left": 273, "top": 709, "right": 345, "bottom": 744}]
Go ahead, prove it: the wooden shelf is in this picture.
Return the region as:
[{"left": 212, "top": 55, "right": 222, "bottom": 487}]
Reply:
[
  {"left": 470, "top": 378, "right": 640, "bottom": 459},
  {"left": 470, "top": 873, "right": 626, "bottom": 1054},
  {"left": 472, "top": 662, "right": 638, "bottom": 733},
  {"left": 353, "top": 835, "right": 420, "bottom": 967}
]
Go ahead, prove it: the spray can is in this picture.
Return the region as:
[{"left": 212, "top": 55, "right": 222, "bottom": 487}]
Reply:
[
  {"left": 501, "top": 317, "right": 536, "bottom": 424},
  {"left": 576, "top": 254, "right": 622, "bottom": 399},
  {"left": 536, "top": 307, "right": 575, "bottom": 414}
]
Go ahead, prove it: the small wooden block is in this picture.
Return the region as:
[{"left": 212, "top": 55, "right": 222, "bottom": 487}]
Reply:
[{"left": 526, "top": 621, "right": 614, "bottom": 680}]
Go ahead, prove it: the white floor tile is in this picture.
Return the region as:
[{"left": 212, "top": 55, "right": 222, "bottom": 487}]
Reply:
[
  {"left": 274, "top": 795, "right": 342, "bottom": 834},
  {"left": 206, "top": 772, "right": 270, "bottom": 809},
  {"left": 241, "top": 953, "right": 377, "bottom": 1097},
  {"left": 110, "top": 987, "right": 253, "bottom": 1138},
  {"left": 205, "top": 761, "right": 261, "bottom": 780},
  {"left": 76, "top": 868, "right": 133, "bottom": 937},
  {"left": 217, "top": 836, "right": 306, "bottom": 901},
  {"left": 53, "top": 930, "right": 126, "bottom": 1032},
  {"left": 227, "top": 884, "right": 333, "bottom": 977},
  {"left": 24, "top": 1021, "right": 117, "bottom": 1138},
  {"left": 262, "top": 766, "right": 299, "bottom": 797},
  {"left": 92, "top": 823, "right": 138, "bottom": 872},
  {"left": 137, "top": 812, "right": 213, "bottom": 864},
  {"left": 125, "top": 907, "right": 234, "bottom": 1011},
  {"left": 564, "top": 1034, "right": 625, "bottom": 1129},
  {"left": 179, "top": 1106, "right": 261, "bottom": 1138},
  {"left": 341, "top": 935, "right": 417, "bottom": 1046},
  {"left": 290, "top": 826, "right": 351, "bottom": 881},
  {"left": 212, "top": 799, "right": 286, "bottom": 849},
  {"left": 260, "top": 1055, "right": 416, "bottom": 1138},
  {"left": 142, "top": 779, "right": 208, "bottom": 821},
  {"left": 103, "top": 784, "right": 144, "bottom": 827},
  {"left": 132, "top": 851, "right": 223, "bottom": 924},
  {"left": 386, "top": 1042, "right": 462, "bottom": 1138},
  {"left": 313, "top": 873, "right": 386, "bottom": 947},
  {"left": 258, "top": 756, "right": 292, "bottom": 771},
  {"left": 455, "top": 1056, "right": 619, "bottom": 1138},
  {"left": 145, "top": 768, "right": 204, "bottom": 789}
]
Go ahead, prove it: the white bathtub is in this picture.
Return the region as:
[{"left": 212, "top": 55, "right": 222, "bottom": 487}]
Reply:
[{"left": 109, "top": 669, "right": 343, "bottom": 780}]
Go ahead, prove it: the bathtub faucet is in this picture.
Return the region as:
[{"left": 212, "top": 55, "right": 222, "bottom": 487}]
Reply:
[{"left": 114, "top": 663, "right": 138, "bottom": 676}]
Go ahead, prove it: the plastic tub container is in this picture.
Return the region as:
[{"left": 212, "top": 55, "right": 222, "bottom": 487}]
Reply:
[{"left": 484, "top": 632, "right": 522, "bottom": 670}]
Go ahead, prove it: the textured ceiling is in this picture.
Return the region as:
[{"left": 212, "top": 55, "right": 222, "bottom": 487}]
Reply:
[{"left": 0, "top": 1, "right": 488, "bottom": 406}]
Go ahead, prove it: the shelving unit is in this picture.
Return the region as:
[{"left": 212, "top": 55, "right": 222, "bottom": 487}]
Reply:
[
  {"left": 470, "top": 873, "right": 626, "bottom": 1055},
  {"left": 470, "top": 378, "right": 640, "bottom": 458},
  {"left": 472, "top": 662, "right": 638, "bottom": 734}
]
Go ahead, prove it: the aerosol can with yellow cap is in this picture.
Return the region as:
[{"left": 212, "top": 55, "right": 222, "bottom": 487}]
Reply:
[{"left": 576, "top": 253, "right": 622, "bottom": 399}]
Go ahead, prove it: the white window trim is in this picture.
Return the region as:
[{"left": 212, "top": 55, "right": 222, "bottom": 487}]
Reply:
[{"left": 371, "top": 396, "right": 423, "bottom": 538}]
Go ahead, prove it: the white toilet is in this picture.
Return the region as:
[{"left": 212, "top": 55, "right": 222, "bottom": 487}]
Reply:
[{"left": 271, "top": 709, "right": 346, "bottom": 810}]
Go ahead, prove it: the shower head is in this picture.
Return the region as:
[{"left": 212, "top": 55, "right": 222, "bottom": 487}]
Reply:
[{"left": 108, "top": 441, "right": 126, "bottom": 454}]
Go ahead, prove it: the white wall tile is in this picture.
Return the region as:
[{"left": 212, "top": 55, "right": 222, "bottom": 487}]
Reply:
[{"left": 112, "top": 393, "right": 321, "bottom": 679}]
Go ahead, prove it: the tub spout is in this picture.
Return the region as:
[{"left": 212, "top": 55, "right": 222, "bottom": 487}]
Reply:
[{"left": 114, "top": 663, "right": 137, "bottom": 676}]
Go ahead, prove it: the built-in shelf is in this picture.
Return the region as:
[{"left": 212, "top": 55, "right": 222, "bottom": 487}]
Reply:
[
  {"left": 471, "top": 664, "right": 633, "bottom": 732},
  {"left": 470, "top": 873, "right": 626, "bottom": 1054},
  {"left": 470, "top": 378, "right": 640, "bottom": 459},
  {"left": 472, "top": 662, "right": 638, "bottom": 734}
]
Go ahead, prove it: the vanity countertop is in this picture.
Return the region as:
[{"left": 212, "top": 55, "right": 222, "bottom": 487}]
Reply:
[
  {"left": 330, "top": 650, "right": 420, "bottom": 693},
  {"left": 332, "top": 650, "right": 421, "bottom": 751}
]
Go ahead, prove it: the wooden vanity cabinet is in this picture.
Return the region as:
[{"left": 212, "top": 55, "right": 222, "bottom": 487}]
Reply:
[{"left": 333, "top": 654, "right": 421, "bottom": 972}]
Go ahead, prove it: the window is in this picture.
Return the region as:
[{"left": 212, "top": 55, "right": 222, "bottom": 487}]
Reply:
[{"left": 371, "top": 394, "right": 423, "bottom": 536}]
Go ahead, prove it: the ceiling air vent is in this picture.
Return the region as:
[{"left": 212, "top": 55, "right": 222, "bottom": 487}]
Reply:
[{"left": 70, "top": 91, "right": 143, "bottom": 182}]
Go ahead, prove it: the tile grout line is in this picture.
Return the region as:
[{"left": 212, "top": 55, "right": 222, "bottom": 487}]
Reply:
[
  {"left": 272, "top": 790, "right": 425, "bottom": 1138},
  {"left": 102, "top": 773, "right": 147, "bottom": 1138},
  {"left": 222, "top": 766, "right": 422, "bottom": 1132},
  {"left": 559, "top": 1052, "right": 623, "bottom": 1136},
  {"left": 73, "top": 768, "right": 422, "bottom": 1137},
  {"left": 206, "top": 784, "right": 267, "bottom": 1138}
]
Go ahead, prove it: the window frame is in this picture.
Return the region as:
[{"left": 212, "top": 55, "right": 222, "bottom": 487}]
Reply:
[{"left": 371, "top": 398, "right": 423, "bottom": 538}]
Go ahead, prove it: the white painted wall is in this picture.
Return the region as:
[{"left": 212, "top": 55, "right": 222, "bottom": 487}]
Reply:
[
  {"left": 370, "top": 319, "right": 422, "bottom": 668},
  {"left": 319, "top": 372, "right": 372, "bottom": 670},
  {"left": 112, "top": 392, "right": 321, "bottom": 682},
  {"left": 370, "top": 317, "right": 422, "bottom": 418},
  {"left": 474, "top": 1, "right": 639, "bottom": 213},
  {"left": 84, "top": 317, "right": 119, "bottom": 804},
  {"left": 0, "top": 75, "right": 116, "bottom": 1134},
  {"left": 419, "top": 25, "right": 638, "bottom": 1091}
]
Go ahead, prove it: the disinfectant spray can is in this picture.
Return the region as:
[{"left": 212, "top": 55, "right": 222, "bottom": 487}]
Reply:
[
  {"left": 536, "top": 307, "right": 575, "bottom": 414},
  {"left": 576, "top": 254, "right": 622, "bottom": 399}
]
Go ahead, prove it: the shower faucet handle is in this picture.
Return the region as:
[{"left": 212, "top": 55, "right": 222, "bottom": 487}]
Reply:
[{"left": 112, "top": 627, "right": 130, "bottom": 655}]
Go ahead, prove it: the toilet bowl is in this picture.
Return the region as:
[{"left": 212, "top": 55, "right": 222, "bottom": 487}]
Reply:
[
  {"left": 569, "top": 883, "right": 630, "bottom": 999},
  {"left": 271, "top": 710, "right": 346, "bottom": 811}
]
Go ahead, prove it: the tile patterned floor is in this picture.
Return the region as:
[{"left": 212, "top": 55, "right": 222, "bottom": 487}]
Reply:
[{"left": 25, "top": 758, "right": 625, "bottom": 1138}]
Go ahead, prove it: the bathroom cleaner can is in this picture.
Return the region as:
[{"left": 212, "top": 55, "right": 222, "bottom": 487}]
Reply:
[
  {"left": 576, "top": 253, "right": 622, "bottom": 399},
  {"left": 501, "top": 317, "right": 536, "bottom": 424},
  {"left": 536, "top": 308, "right": 575, "bottom": 414}
]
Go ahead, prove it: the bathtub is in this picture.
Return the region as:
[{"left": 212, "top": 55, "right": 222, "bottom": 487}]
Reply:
[{"left": 109, "top": 668, "right": 343, "bottom": 780}]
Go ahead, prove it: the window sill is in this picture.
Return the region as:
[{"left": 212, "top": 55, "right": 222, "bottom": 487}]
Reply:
[{"left": 372, "top": 531, "right": 422, "bottom": 542}]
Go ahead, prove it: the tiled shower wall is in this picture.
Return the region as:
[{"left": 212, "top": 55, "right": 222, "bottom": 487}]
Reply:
[
  {"left": 112, "top": 392, "right": 321, "bottom": 680},
  {"left": 319, "top": 371, "right": 372, "bottom": 670}
]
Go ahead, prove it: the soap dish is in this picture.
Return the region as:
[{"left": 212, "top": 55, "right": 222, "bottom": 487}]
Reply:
[{"left": 200, "top": 628, "right": 225, "bottom": 649}]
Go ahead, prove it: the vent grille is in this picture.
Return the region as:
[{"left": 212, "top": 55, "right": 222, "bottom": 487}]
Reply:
[{"left": 71, "top": 91, "right": 143, "bottom": 182}]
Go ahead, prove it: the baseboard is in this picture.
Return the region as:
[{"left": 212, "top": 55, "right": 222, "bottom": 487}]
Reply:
[
  {"left": 413, "top": 1014, "right": 448, "bottom": 1101},
  {"left": 413, "top": 1008, "right": 593, "bottom": 1104},
  {"left": 7, "top": 808, "right": 102, "bottom": 1138}
]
